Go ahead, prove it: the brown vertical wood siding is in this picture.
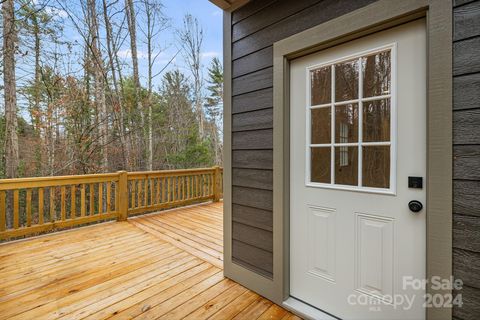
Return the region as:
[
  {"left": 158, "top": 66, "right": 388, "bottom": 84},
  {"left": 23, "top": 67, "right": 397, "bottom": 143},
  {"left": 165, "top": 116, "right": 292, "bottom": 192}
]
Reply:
[
  {"left": 230, "top": 0, "right": 376, "bottom": 278},
  {"left": 453, "top": 0, "right": 480, "bottom": 318}
]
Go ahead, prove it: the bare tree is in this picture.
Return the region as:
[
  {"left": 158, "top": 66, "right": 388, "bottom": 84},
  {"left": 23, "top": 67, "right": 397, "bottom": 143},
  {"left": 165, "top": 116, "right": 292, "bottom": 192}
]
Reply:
[
  {"left": 178, "top": 14, "right": 205, "bottom": 139},
  {"left": 139, "top": 0, "right": 168, "bottom": 170},
  {"left": 2, "top": 0, "right": 19, "bottom": 179},
  {"left": 102, "top": 0, "right": 130, "bottom": 169},
  {"left": 87, "top": 0, "right": 108, "bottom": 171},
  {"left": 125, "top": 0, "right": 145, "bottom": 169}
]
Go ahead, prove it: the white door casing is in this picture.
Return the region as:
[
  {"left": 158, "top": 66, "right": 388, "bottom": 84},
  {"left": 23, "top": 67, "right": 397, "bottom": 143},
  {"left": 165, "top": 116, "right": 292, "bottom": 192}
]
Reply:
[{"left": 290, "top": 19, "right": 426, "bottom": 319}]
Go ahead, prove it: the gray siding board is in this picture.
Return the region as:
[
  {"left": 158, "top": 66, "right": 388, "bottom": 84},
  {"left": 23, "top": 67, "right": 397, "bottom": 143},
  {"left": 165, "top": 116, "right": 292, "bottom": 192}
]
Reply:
[
  {"left": 232, "top": 67, "right": 273, "bottom": 96},
  {"left": 232, "top": 88, "right": 272, "bottom": 114},
  {"left": 453, "top": 3, "right": 480, "bottom": 316},
  {"left": 453, "top": 109, "right": 480, "bottom": 144},
  {"left": 232, "top": 0, "right": 320, "bottom": 42},
  {"left": 232, "top": 150, "right": 273, "bottom": 169},
  {"left": 232, "top": 204, "right": 273, "bottom": 231},
  {"left": 454, "top": 180, "right": 480, "bottom": 217},
  {"left": 233, "top": 47, "right": 273, "bottom": 78},
  {"left": 454, "top": 73, "right": 480, "bottom": 110},
  {"left": 231, "top": 0, "right": 376, "bottom": 60},
  {"left": 232, "top": 129, "right": 273, "bottom": 150},
  {"left": 453, "top": 214, "right": 480, "bottom": 253},
  {"left": 232, "top": 168, "right": 273, "bottom": 190},
  {"left": 232, "top": 108, "right": 273, "bottom": 132},
  {"left": 454, "top": 1, "right": 480, "bottom": 41},
  {"left": 454, "top": 145, "right": 480, "bottom": 180},
  {"left": 453, "top": 248, "right": 480, "bottom": 289},
  {"left": 232, "top": 256, "right": 272, "bottom": 278},
  {"left": 453, "top": 285, "right": 480, "bottom": 320},
  {"left": 232, "top": 240, "right": 273, "bottom": 276},
  {"left": 232, "top": 186, "right": 273, "bottom": 211},
  {"left": 231, "top": 0, "right": 277, "bottom": 25},
  {"left": 453, "top": 36, "right": 480, "bottom": 76},
  {"left": 233, "top": 221, "right": 273, "bottom": 252},
  {"left": 455, "top": 0, "right": 478, "bottom": 8}
]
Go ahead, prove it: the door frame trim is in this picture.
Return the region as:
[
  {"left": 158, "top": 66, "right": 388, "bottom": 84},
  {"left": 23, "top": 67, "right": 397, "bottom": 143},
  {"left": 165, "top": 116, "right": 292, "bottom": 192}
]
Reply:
[{"left": 272, "top": 1, "right": 452, "bottom": 319}]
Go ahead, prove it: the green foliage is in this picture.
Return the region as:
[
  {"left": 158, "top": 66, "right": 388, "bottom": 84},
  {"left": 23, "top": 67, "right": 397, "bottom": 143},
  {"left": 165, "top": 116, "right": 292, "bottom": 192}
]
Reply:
[
  {"left": 205, "top": 57, "right": 223, "bottom": 120},
  {"left": 158, "top": 69, "right": 214, "bottom": 169},
  {"left": 166, "top": 135, "right": 213, "bottom": 169}
]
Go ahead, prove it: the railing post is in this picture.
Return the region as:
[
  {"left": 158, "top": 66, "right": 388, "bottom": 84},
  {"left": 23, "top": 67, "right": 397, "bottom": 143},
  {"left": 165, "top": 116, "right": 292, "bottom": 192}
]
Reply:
[
  {"left": 213, "top": 166, "right": 221, "bottom": 202},
  {"left": 118, "top": 171, "right": 128, "bottom": 221}
]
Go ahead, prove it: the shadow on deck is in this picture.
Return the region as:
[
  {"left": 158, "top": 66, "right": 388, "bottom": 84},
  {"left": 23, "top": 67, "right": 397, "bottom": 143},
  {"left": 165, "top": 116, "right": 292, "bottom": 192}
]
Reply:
[{"left": 0, "top": 202, "right": 299, "bottom": 319}]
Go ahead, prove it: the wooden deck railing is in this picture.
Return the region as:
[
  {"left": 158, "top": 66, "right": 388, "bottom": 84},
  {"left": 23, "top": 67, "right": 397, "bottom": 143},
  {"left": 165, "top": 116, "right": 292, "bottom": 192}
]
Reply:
[{"left": 0, "top": 166, "right": 223, "bottom": 240}]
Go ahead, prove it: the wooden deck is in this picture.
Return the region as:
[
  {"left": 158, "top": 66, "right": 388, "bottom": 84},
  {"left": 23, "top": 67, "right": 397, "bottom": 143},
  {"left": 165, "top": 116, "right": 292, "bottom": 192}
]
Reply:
[{"left": 0, "top": 202, "right": 298, "bottom": 320}]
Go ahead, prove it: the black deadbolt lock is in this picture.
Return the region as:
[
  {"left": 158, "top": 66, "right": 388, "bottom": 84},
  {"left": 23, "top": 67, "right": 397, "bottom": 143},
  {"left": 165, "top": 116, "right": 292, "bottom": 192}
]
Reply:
[{"left": 408, "top": 200, "right": 423, "bottom": 213}]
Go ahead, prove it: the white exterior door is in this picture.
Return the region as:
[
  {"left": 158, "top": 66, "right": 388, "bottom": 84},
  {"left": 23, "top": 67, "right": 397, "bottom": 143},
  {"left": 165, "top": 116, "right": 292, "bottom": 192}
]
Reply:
[{"left": 290, "top": 20, "right": 426, "bottom": 319}]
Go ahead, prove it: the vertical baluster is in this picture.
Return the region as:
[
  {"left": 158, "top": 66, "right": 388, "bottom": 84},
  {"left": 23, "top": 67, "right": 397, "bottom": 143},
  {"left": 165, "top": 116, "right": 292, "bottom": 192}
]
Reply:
[
  {"left": 38, "top": 188, "right": 44, "bottom": 224},
  {"left": 50, "top": 187, "right": 55, "bottom": 222},
  {"left": 115, "top": 182, "right": 119, "bottom": 212},
  {"left": 137, "top": 180, "right": 142, "bottom": 208},
  {"left": 208, "top": 173, "right": 212, "bottom": 196},
  {"left": 13, "top": 190, "right": 19, "bottom": 229},
  {"left": 26, "top": 189, "right": 32, "bottom": 227},
  {"left": 131, "top": 180, "right": 136, "bottom": 209},
  {"left": 187, "top": 175, "right": 190, "bottom": 200},
  {"left": 0, "top": 190, "right": 5, "bottom": 231},
  {"left": 61, "top": 186, "right": 66, "bottom": 221},
  {"left": 81, "top": 184, "right": 86, "bottom": 217},
  {"left": 174, "top": 177, "right": 177, "bottom": 202},
  {"left": 196, "top": 175, "right": 199, "bottom": 198},
  {"left": 156, "top": 178, "right": 160, "bottom": 205},
  {"left": 181, "top": 176, "right": 185, "bottom": 201},
  {"left": 169, "top": 177, "right": 172, "bottom": 203},
  {"left": 203, "top": 174, "right": 206, "bottom": 197},
  {"left": 98, "top": 183, "right": 103, "bottom": 214},
  {"left": 89, "top": 183, "right": 94, "bottom": 215},
  {"left": 107, "top": 182, "right": 111, "bottom": 213},
  {"left": 144, "top": 179, "right": 148, "bottom": 207},
  {"left": 150, "top": 178, "right": 154, "bottom": 206},
  {"left": 71, "top": 185, "right": 76, "bottom": 219},
  {"left": 165, "top": 177, "right": 169, "bottom": 203}
]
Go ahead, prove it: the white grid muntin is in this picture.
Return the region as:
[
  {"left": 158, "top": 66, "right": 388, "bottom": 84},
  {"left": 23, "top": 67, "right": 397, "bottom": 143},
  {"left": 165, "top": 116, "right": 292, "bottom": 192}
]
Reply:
[{"left": 305, "top": 43, "right": 397, "bottom": 195}]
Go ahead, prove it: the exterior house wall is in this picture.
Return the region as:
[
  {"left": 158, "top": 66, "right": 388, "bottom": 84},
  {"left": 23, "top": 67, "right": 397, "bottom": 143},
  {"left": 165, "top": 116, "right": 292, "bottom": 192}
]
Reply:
[
  {"left": 228, "top": 0, "right": 480, "bottom": 317},
  {"left": 230, "top": 0, "right": 376, "bottom": 278},
  {"left": 453, "top": 0, "right": 480, "bottom": 318}
]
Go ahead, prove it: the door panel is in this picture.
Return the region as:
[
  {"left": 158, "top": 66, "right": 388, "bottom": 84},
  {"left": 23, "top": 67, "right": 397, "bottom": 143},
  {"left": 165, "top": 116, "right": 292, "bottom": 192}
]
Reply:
[
  {"left": 307, "top": 205, "right": 336, "bottom": 282},
  {"left": 290, "top": 20, "right": 426, "bottom": 319}
]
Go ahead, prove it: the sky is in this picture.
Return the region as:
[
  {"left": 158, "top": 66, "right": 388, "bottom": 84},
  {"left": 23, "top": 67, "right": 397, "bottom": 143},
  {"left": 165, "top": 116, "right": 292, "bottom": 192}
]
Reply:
[{"left": 134, "top": 0, "right": 224, "bottom": 89}]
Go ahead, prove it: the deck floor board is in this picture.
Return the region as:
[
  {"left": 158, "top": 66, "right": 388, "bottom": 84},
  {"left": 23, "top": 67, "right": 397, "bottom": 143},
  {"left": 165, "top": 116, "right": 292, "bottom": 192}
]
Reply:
[{"left": 0, "top": 202, "right": 298, "bottom": 319}]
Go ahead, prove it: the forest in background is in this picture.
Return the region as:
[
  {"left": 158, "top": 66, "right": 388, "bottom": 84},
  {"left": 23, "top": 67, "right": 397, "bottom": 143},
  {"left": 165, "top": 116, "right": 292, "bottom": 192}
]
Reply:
[{"left": 0, "top": 0, "right": 223, "bottom": 179}]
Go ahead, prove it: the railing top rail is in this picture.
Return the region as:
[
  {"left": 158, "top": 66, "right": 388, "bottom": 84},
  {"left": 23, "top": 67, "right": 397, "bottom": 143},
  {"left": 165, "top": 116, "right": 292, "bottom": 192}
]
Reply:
[
  {"left": 0, "top": 173, "right": 120, "bottom": 190},
  {"left": 127, "top": 167, "right": 216, "bottom": 178}
]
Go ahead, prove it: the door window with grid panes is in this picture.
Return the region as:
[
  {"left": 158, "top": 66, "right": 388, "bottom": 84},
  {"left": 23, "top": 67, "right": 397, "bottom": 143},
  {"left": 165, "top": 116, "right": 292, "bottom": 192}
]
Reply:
[{"left": 307, "top": 46, "right": 395, "bottom": 192}]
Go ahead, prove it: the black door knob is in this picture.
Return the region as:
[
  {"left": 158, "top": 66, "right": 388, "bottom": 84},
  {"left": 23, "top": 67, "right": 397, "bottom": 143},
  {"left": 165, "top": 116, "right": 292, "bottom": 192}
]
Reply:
[{"left": 408, "top": 200, "right": 423, "bottom": 213}]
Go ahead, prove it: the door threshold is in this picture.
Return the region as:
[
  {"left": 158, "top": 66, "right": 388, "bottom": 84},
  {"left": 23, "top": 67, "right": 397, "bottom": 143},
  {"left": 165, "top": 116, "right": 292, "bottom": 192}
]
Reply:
[{"left": 283, "top": 297, "right": 339, "bottom": 320}]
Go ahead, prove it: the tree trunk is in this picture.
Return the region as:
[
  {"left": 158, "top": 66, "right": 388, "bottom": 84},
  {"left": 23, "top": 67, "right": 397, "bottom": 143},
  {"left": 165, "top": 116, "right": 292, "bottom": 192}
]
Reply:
[
  {"left": 2, "top": 0, "right": 19, "bottom": 180},
  {"left": 87, "top": 0, "right": 109, "bottom": 172},
  {"left": 125, "top": 0, "right": 145, "bottom": 170},
  {"left": 102, "top": 0, "right": 130, "bottom": 170},
  {"left": 146, "top": 4, "right": 153, "bottom": 171}
]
